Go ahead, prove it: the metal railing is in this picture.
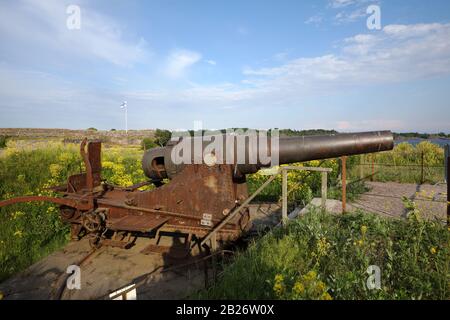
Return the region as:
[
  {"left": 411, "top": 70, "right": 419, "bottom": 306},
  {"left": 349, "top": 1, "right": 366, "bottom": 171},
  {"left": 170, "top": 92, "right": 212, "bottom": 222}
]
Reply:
[{"left": 280, "top": 166, "right": 332, "bottom": 224}]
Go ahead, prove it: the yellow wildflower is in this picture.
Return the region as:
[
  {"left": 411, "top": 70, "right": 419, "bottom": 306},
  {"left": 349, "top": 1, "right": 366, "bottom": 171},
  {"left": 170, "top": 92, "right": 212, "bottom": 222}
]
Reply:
[
  {"left": 430, "top": 247, "right": 437, "bottom": 255},
  {"left": 274, "top": 274, "right": 284, "bottom": 283},
  {"left": 317, "top": 237, "right": 331, "bottom": 256},
  {"left": 46, "top": 206, "right": 56, "bottom": 213},
  {"left": 361, "top": 225, "right": 368, "bottom": 235},
  {"left": 316, "top": 281, "right": 326, "bottom": 292},
  {"left": 321, "top": 292, "right": 333, "bottom": 300},
  {"left": 49, "top": 163, "right": 62, "bottom": 178},
  {"left": 273, "top": 282, "right": 284, "bottom": 297},
  {"left": 14, "top": 230, "right": 23, "bottom": 238},
  {"left": 303, "top": 270, "right": 317, "bottom": 282},
  {"left": 273, "top": 274, "right": 285, "bottom": 297},
  {"left": 292, "top": 282, "right": 305, "bottom": 295},
  {"left": 12, "top": 211, "right": 24, "bottom": 220}
]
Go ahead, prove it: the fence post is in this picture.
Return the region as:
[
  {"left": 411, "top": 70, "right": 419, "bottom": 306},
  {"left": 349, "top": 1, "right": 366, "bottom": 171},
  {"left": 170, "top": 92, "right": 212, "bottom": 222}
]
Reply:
[
  {"left": 282, "top": 169, "right": 288, "bottom": 225},
  {"left": 446, "top": 149, "right": 449, "bottom": 227},
  {"left": 421, "top": 151, "right": 425, "bottom": 185},
  {"left": 321, "top": 171, "right": 327, "bottom": 209},
  {"left": 342, "top": 156, "right": 347, "bottom": 214},
  {"left": 359, "top": 155, "right": 363, "bottom": 180},
  {"left": 371, "top": 155, "right": 375, "bottom": 182}
]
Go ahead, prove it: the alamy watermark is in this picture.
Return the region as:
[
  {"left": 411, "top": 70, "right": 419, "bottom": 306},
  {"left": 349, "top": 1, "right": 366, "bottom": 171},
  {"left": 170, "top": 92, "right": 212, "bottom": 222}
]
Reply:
[
  {"left": 169, "top": 121, "right": 280, "bottom": 167},
  {"left": 66, "top": 264, "right": 81, "bottom": 290},
  {"left": 66, "top": 5, "right": 81, "bottom": 30},
  {"left": 366, "top": 5, "right": 381, "bottom": 30},
  {"left": 366, "top": 265, "right": 381, "bottom": 290}
]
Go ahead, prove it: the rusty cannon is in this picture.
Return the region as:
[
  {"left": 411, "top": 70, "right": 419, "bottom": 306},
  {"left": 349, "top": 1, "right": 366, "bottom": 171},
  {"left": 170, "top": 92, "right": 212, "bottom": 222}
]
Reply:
[{"left": 0, "top": 131, "right": 393, "bottom": 254}]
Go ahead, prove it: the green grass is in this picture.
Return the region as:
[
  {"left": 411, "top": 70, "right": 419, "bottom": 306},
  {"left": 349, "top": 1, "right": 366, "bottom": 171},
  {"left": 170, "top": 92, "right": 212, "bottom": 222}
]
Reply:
[{"left": 196, "top": 209, "right": 450, "bottom": 300}]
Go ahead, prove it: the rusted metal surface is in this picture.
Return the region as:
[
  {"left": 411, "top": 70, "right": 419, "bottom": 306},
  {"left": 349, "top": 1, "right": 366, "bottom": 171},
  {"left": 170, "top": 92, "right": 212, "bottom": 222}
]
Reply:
[
  {"left": 108, "top": 215, "right": 169, "bottom": 233},
  {"left": 0, "top": 131, "right": 394, "bottom": 253}
]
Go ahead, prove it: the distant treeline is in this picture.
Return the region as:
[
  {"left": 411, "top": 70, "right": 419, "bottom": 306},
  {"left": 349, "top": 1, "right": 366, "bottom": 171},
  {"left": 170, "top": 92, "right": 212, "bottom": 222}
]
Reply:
[{"left": 394, "top": 132, "right": 450, "bottom": 139}]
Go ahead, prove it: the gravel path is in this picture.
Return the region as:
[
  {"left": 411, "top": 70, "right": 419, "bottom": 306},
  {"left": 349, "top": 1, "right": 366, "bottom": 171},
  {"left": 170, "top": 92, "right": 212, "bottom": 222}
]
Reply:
[{"left": 350, "top": 182, "right": 447, "bottom": 222}]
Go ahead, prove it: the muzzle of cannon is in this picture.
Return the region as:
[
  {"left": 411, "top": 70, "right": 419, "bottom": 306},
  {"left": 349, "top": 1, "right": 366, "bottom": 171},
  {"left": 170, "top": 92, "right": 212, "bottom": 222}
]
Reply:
[{"left": 0, "top": 131, "right": 394, "bottom": 253}]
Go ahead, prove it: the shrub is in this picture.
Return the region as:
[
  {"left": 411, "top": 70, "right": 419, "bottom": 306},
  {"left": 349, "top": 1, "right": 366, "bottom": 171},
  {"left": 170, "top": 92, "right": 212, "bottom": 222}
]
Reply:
[
  {"left": 141, "top": 137, "right": 157, "bottom": 150},
  {"left": 0, "top": 136, "right": 8, "bottom": 149},
  {"left": 154, "top": 129, "right": 172, "bottom": 147}
]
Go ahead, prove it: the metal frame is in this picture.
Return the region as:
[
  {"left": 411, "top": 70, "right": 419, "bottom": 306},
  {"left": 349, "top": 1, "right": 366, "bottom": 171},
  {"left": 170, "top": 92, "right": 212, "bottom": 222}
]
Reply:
[
  {"left": 201, "top": 165, "right": 332, "bottom": 248},
  {"left": 280, "top": 166, "right": 332, "bottom": 224}
]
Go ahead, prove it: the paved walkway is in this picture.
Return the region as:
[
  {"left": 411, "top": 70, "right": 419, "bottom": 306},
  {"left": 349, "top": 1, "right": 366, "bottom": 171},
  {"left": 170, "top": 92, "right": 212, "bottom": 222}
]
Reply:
[{"left": 351, "top": 182, "right": 447, "bottom": 222}]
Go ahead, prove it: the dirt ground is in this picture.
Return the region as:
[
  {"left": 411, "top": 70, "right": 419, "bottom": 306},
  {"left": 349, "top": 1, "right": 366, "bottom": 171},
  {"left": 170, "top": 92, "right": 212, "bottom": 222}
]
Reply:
[
  {"left": 350, "top": 182, "right": 447, "bottom": 222},
  {"left": 0, "top": 236, "right": 208, "bottom": 300}
]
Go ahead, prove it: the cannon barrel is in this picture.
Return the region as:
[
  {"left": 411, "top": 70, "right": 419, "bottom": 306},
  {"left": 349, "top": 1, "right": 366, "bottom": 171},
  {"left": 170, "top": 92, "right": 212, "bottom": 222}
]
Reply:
[
  {"left": 142, "top": 130, "right": 394, "bottom": 180},
  {"left": 276, "top": 130, "right": 393, "bottom": 165}
]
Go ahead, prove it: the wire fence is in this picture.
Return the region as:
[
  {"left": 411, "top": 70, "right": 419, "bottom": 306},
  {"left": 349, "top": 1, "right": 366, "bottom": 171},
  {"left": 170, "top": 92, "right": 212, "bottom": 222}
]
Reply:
[{"left": 348, "top": 153, "right": 446, "bottom": 185}]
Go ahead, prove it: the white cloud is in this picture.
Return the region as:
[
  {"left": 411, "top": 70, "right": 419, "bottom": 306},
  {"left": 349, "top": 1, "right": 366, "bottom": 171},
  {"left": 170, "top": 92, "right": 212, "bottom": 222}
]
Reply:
[
  {"left": 305, "top": 14, "right": 323, "bottom": 25},
  {"left": 329, "top": 0, "right": 372, "bottom": 8},
  {"left": 0, "top": 0, "right": 147, "bottom": 66},
  {"left": 165, "top": 49, "right": 202, "bottom": 78},
  {"left": 206, "top": 60, "right": 217, "bottom": 66},
  {"left": 243, "top": 22, "right": 450, "bottom": 86},
  {"left": 329, "top": 0, "right": 356, "bottom": 8},
  {"left": 329, "top": 0, "right": 378, "bottom": 24},
  {"left": 383, "top": 23, "right": 446, "bottom": 39},
  {"left": 334, "top": 8, "right": 366, "bottom": 23},
  {"left": 122, "top": 22, "right": 450, "bottom": 131}
]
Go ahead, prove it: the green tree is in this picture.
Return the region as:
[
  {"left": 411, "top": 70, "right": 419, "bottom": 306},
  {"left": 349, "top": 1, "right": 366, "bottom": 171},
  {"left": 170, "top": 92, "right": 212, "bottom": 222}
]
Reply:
[
  {"left": 154, "top": 129, "right": 172, "bottom": 146},
  {"left": 141, "top": 137, "right": 157, "bottom": 150}
]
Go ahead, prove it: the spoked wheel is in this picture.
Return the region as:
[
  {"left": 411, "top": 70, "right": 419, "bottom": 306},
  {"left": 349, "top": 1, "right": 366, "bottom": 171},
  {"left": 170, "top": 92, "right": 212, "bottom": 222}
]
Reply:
[
  {"left": 60, "top": 206, "right": 76, "bottom": 220},
  {"left": 82, "top": 211, "right": 103, "bottom": 233}
]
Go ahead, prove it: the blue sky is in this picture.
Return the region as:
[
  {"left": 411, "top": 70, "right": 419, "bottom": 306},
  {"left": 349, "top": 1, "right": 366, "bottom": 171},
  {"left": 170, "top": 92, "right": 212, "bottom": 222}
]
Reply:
[{"left": 0, "top": 0, "right": 450, "bottom": 132}]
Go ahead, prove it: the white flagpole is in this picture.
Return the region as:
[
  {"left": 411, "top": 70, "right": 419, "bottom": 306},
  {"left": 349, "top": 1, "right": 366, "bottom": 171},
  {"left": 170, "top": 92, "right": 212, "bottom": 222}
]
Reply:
[{"left": 120, "top": 101, "right": 128, "bottom": 134}]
